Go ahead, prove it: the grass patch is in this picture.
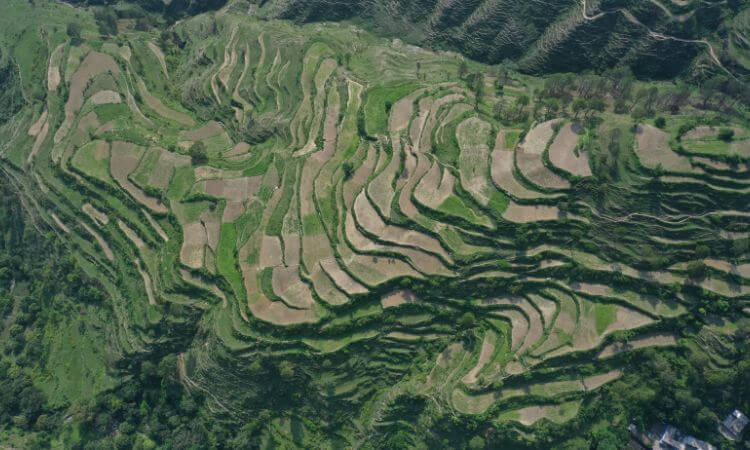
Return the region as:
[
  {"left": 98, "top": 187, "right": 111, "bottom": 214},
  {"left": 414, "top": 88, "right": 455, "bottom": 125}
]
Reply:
[
  {"left": 438, "top": 195, "right": 490, "bottom": 227},
  {"left": 217, "top": 222, "right": 245, "bottom": 302},
  {"left": 93, "top": 103, "right": 129, "bottom": 123},
  {"left": 364, "top": 82, "right": 420, "bottom": 136},
  {"left": 71, "top": 141, "right": 113, "bottom": 184},
  {"left": 505, "top": 130, "right": 520, "bottom": 149},
  {"left": 683, "top": 138, "right": 731, "bottom": 155},
  {"left": 594, "top": 304, "right": 616, "bottom": 335},
  {"left": 302, "top": 213, "right": 324, "bottom": 235}
]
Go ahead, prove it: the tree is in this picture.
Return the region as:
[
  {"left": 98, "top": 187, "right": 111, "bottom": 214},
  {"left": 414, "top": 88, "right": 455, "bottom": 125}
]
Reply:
[
  {"left": 66, "top": 22, "right": 82, "bottom": 45},
  {"left": 189, "top": 142, "right": 208, "bottom": 165},
  {"left": 458, "top": 312, "right": 476, "bottom": 329},
  {"left": 515, "top": 94, "right": 529, "bottom": 116},
  {"left": 458, "top": 61, "right": 468, "bottom": 79},
  {"left": 718, "top": 128, "right": 734, "bottom": 142},
  {"left": 586, "top": 96, "right": 606, "bottom": 117},
  {"left": 572, "top": 98, "right": 586, "bottom": 119},
  {"left": 278, "top": 360, "right": 295, "bottom": 378},
  {"left": 468, "top": 436, "right": 486, "bottom": 449},
  {"left": 630, "top": 105, "right": 648, "bottom": 121},
  {"left": 342, "top": 162, "right": 354, "bottom": 179},
  {"left": 686, "top": 261, "right": 707, "bottom": 280},
  {"left": 94, "top": 8, "right": 118, "bottom": 36}
]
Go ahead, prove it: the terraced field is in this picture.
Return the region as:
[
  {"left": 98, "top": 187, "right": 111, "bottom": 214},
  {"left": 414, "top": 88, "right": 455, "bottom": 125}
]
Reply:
[{"left": 1, "top": 0, "right": 750, "bottom": 446}]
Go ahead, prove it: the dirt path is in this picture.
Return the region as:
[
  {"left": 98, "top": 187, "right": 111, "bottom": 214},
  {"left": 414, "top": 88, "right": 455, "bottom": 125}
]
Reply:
[{"left": 580, "top": 0, "right": 734, "bottom": 77}]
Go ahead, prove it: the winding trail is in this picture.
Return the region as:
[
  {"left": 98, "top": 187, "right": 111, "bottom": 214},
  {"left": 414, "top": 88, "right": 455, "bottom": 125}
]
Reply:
[{"left": 580, "top": 0, "right": 734, "bottom": 77}]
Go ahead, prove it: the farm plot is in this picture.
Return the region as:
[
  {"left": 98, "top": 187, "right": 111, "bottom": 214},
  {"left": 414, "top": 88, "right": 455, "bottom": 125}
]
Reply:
[
  {"left": 548, "top": 123, "right": 591, "bottom": 177},
  {"left": 110, "top": 141, "right": 168, "bottom": 213},
  {"left": 499, "top": 401, "right": 582, "bottom": 426},
  {"left": 491, "top": 130, "right": 558, "bottom": 200},
  {"left": 598, "top": 333, "right": 678, "bottom": 359},
  {"left": 55, "top": 52, "right": 121, "bottom": 144},
  {"left": 635, "top": 124, "right": 692, "bottom": 172},
  {"left": 456, "top": 117, "right": 495, "bottom": 207},
  {"left": 71, "top": 141, "right": 112, "bottom": 183}
]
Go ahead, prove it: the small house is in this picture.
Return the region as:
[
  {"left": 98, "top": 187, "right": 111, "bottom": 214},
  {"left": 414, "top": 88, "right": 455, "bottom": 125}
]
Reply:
[{"left": 719, "top": 410, "right": 749, "bottom": 442}]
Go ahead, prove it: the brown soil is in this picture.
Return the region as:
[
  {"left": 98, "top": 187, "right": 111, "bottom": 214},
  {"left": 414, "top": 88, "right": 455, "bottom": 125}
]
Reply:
[
  {"left": 204, "top": 176, "right": 262, "bottom": 202},
  {"left": 82, "top": 203, "right": 109, "bottom": 226},
  {"left": 598, "top": 333, "right": 677, "bottom": 359},
  {"left": 519, "top": 120, "right": 559, "bottom": 155},
  {"left": 226, "top": 142, "right": 250, "bottom": 157},
  {"left": 354, "top": 190, "right": 452, "bottom": 263},
  {"left": 51, "top": 213, "right": 70, "bottom": 233},
  {"left": 81, "top": 222, "right": 114, "bottom": 261},
  {"left": 180, "top": 221, "right": 207, "bottom": 269},
  {"left": 28, "top": 110, "right": 48, "bottom": 136},
  {"left": 136, "top": 259, "right": 157, "bottom": 305},
  {"left": 55, "top": 52, "right": 120, "bottom": 144},
  {"left": 321, "top": 259, "right": 369, "bottom": 295},
  {"left": 90, "top": 90, "right": 121, "bottom": 105},
  {"left": 222, "top": 201, "right": 245, "bottom": 223},
  {"left": 635, "top": 124, "right": 692, "bottom": 171},
  {"left": 271, "top": 265, "right": 315, "bottom": 309},
  {"left": 414, "top": 162, "right": 454, "bottom": 209},
  {"left": 47, "top": 43, "right": 65, "bottom": 92},
  {"left": 143, "top": 209, "right": 168, "bottom": 242},
  {"left": 110, "top": 141, "right": 167, "bottom": 213},
  {"left": 462, "top": 331, "right": 496, "bottom": 384},
  {"left": 136, "top": 79, "right": 195, "bottom": 126},
  {"left": 118, "top": 220, "right": 145, "bottom": 249},
  {"left": 582, "top": 370, "right": 622, "bottom": 390},
  {"left": 516, "top": 150, "right": 570, "bottom": 189},
  {"left": 181, "top": 121, "right": 225, "bottom": 141},
  {"left": 548, "top": 123, "right": 591, "bottom": 177},
  {"left": 502, "top": 202, "right": 560, "bottom": 223},
  {"left": 381, "top": 289, "right": 417, "bottom": 308}
]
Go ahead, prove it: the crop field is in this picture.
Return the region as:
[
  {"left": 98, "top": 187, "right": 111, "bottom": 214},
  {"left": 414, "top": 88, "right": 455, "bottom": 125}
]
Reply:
[{"left": 1, "top": 0, "right": 750, "bottom": 447}]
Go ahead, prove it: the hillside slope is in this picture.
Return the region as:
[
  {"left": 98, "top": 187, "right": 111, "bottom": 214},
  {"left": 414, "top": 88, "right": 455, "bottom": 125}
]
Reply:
[{"left": 256, "top": 0, "right": 746, "bottom": 79}]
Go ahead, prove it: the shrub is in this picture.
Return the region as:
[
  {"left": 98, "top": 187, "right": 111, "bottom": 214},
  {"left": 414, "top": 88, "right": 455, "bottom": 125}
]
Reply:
[
  {"left": 66, "top": 22, "right": 82, "bottom": 45},
  {"left": 718, "top": 128, "right": 734, "bottom": 142},
  {"left": 188, "top": 142, "right": 207, "bottom": 165},
  {"left": 654, "top": 116, "right": 666, "bottom": 129}
]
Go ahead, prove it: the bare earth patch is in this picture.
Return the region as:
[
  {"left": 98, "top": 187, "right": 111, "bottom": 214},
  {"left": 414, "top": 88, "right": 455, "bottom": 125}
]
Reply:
[
  {"left": 582, "top": 370, "right": 622, "bottom": 390},
  {"left": 181, "top": 121, "right": 225, "bottom": 141},
  {"left": 90, "top": 90, "right": 122, "bottom": 105},
  {"left": 635, "top": 124, "right": 692, "bottom": 172},
  {"left": 136, "top": 259, "right": 157, "bottom": 305},
  {"left": 462, "top": 331, "right": 496, "bottom": 384},
  {"left": 55, "top": 52, "right": 120, "bottom": 144},
  {"left": 82, "top": 203, "right": 109, "bottom": 226},
  {"left": 47, "top": 43, "right": 65, "bottom": 91},
  {"left": 28, "top": 110, "right": 48, "bottom": 136},
  {"left": 321, "top": 259, "right": 368, "bottom": 295},
  {"left": 548, "top": 123, "right": 591, "bottom": 177},
  {"left": 381, "top": 289, "right": 417, "bottom": 308},
  {"left": 118, "top": 220, "right": 145, "bottom": 249},
  {"left": 598, "top": 333, "right": 678, "bottom": 359},
  {"left": 81, "top": 222, "right": 114, "bottom": 261},
  {"left": 180, "top": 221, "right": 206, "bottom": 269},
  {"left": 110, "top": 141, "right": 168, "bottom": 213},
  {"left": 502, "top": 202, "right": 560, "bottom": 223}
]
